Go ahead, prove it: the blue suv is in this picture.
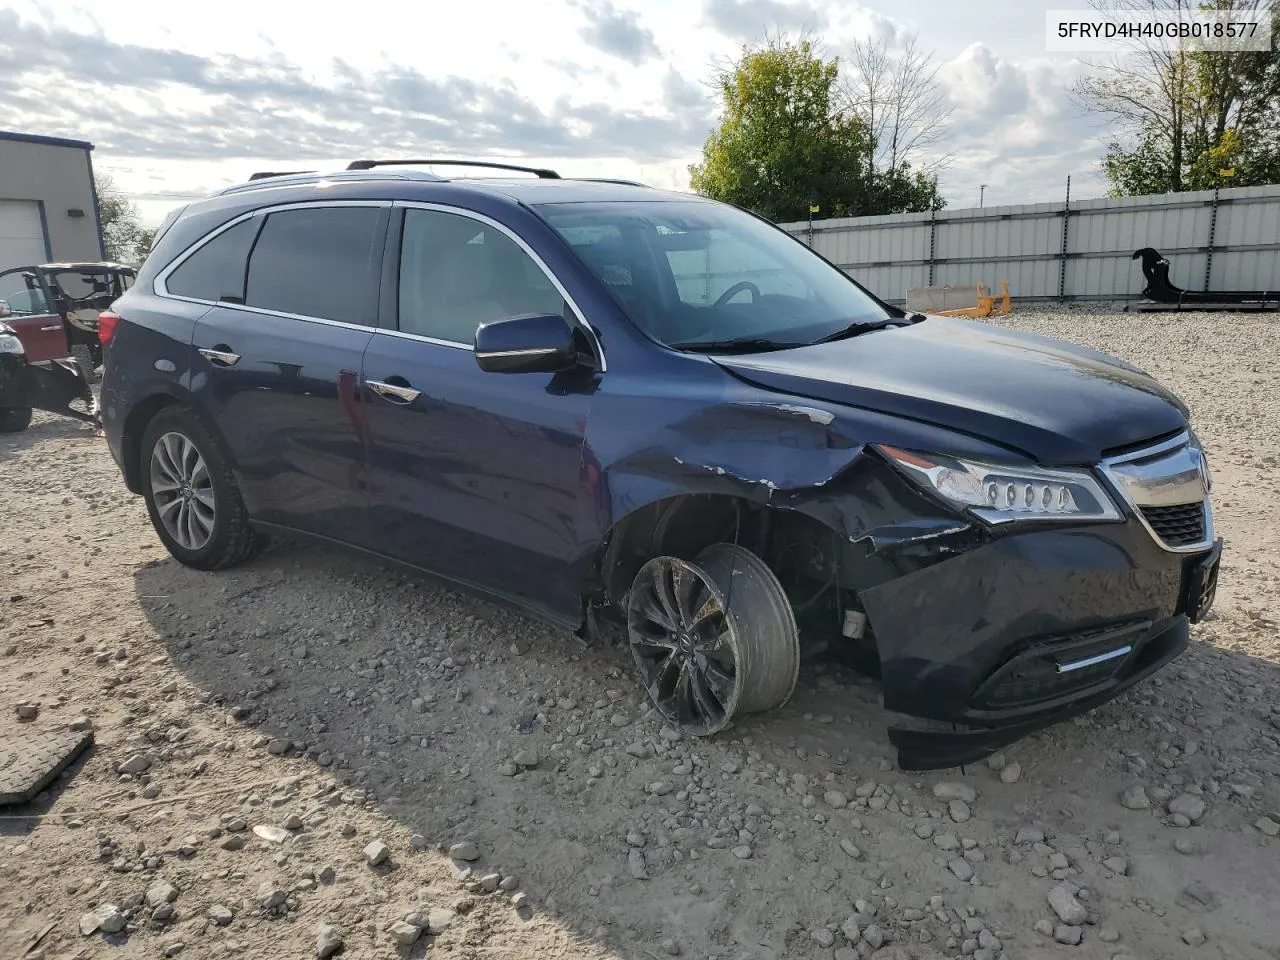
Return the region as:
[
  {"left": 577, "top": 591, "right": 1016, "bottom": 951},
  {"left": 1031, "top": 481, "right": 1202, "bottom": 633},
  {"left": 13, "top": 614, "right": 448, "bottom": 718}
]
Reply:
[{"left": 100, "top": 160, "right": 1221, "bottom": 769}]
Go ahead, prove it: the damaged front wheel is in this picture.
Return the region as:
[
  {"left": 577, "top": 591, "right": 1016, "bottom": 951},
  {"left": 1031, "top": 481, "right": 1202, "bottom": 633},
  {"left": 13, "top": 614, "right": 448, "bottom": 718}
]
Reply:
[{"left": 626, "top": 543, "right": 799, "bottom": 735}]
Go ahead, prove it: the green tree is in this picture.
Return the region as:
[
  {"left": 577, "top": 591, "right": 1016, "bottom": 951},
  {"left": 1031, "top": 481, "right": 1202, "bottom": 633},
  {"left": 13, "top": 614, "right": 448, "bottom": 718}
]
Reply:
[
  {"left": 1078, "top": 0, "right": 1280, "bottom": 196},
  {"left": 689, "top": 39, "right": 942, "bottom": 221},
  {"left": 96, "top": 173, "right": 152, "bottom": 263}
]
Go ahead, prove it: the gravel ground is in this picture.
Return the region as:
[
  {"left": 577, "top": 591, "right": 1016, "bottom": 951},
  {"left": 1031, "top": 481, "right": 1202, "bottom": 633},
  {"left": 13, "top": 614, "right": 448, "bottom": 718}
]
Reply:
[{"left": 1, "top": 309, "right": 1278, "bottom": 960}]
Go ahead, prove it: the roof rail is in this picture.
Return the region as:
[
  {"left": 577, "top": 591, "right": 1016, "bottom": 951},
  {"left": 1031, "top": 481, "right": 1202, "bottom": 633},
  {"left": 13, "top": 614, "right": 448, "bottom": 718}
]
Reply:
[
  {"left": 248, "top": 170, "right": 317, "bottom": 181},
  {"left": 346, "top": 159, "right": 561, "bottom": 179},
  {"left": 575, "top": 178, "right": 650, "bottom": 187}
]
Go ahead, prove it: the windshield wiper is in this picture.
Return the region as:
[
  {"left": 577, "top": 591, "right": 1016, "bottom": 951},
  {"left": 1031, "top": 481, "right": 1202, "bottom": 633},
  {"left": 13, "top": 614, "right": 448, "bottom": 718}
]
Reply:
[
  {"left": 812, "top": 313, "right": 924, "bottom": 345},
  {"left": 670, "top": 337, "right": 804, "bottom": 354}
]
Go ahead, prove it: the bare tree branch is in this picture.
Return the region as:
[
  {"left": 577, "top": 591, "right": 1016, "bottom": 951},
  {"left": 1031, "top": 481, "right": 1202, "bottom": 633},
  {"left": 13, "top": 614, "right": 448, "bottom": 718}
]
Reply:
[{"left": 841, "top": 31, "right": 952, "bottom": 176}]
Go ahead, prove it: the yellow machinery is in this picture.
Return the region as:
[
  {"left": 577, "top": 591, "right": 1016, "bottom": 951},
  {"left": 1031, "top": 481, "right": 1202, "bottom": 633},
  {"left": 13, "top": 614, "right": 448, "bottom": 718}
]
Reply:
[
  {"left": 935, "top": 279, "right": 1012, "bottom": 318},
  {"left": 905, "top": 279, "right": 1013, "bottom": 318}
]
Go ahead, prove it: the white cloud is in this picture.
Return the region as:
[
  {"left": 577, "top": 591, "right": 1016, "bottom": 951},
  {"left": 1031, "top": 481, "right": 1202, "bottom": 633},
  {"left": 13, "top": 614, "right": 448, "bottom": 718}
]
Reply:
[{"left": 2, "top": 0, "right": 1118, "bottom": 223}]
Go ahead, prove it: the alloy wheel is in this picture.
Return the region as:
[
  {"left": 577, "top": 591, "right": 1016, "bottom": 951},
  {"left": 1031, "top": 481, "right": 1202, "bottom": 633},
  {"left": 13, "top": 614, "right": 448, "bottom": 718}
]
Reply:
[
  {"left": 150, "top": 431, "right": 216, "bottom": 551},
  {"left": 627, "top": 555, "right": 738, "bottom": 735}
]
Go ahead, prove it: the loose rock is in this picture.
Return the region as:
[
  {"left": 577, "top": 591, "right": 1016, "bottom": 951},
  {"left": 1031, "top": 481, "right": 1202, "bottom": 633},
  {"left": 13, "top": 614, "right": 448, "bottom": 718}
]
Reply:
[
  {"left": 118, "top": 754, "right": 151, "bottom": 775},
  {"left": 389, "top": 919, "right": 421, "bottom": 945},
  {"left": 1054, "top": 924, "right": 1083, "bottom": 945},
  {"left": 933, "top": 782, "right": 977, "bottom": 803},
  {"left": 315, "top": 923, "right": 343, "bottom": 958},
  {"left": 253, "top": 825, "right": 290, "bottom": 844},
  {"left": 363, "top": 839, "right": 390, "bottom": 866},
  {"left": 948, "top": 858, "right": 974, "bottom": 881},
  {"left": 1047, "top": 884, "right": 1087, "bottom": 925},
  {"left": 146, "top": 880, "right": 179, "bottom": 907},
  {"left": 1119, "top": 785, "right": 1150, "bottom": 810},
  {"left": 1168, "top": 793, "right": 1206, "bottom": 823},
  {"left": 514, "top": 749, "right": 539, "bottom": 768},
  {"left": 449, "top": 840, "right": 480, "bottom": 861}
]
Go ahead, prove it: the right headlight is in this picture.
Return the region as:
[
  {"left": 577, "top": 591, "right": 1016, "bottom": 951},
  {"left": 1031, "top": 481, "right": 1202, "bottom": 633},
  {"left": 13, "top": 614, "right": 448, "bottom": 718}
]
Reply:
[{"left": 877, "top": 445, "right": 1121, "bottom": 524}]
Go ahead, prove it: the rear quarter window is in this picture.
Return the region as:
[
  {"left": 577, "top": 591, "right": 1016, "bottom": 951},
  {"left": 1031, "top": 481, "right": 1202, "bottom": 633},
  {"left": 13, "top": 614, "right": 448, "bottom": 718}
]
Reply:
[{"left": 164, "top": 218, "right": 261, "bottom": 303}]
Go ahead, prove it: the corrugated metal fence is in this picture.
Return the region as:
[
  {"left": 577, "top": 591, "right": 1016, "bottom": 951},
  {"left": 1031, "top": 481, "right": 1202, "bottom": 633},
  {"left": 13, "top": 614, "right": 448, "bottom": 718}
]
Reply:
[{"left": 777, "top": 183, "right": 1280, "bottom": 304}]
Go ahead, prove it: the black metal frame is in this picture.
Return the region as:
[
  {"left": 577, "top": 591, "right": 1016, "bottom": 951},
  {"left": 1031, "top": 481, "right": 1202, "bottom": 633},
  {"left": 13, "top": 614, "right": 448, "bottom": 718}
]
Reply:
[
  {"left": 1133, "top": 247, "right": 1280, "bottom": 310},
  {"left": 248, "top": 170, "right": 317, "bottom": 181},
  {"left": 345, "top": 159, "right": 561, "bottom": 178}
]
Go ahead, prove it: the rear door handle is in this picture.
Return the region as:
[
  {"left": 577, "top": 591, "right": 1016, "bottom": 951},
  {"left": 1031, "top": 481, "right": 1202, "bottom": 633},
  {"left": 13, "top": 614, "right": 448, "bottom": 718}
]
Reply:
[
  {"left": 39, "top": 324, "right": 62, "bottom": 331},
  {"left": 366, "top": 379, "right": 421, "bottom": 404},
  {"left": 198, "top": 346, "right": 241, "bottom": 366}
]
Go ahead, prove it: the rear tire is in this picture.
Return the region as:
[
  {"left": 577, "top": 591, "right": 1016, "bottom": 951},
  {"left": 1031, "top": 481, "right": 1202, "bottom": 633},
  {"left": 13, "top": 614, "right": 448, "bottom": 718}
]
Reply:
[
  {"left": 140, "top": 406, "right": 263, "bottom": 570},
  {"left": 626, "top": 542, "right": 799, "bottom": 735},
  {"left": 0, "top": 406, "right": 33, "bottom": 433}
]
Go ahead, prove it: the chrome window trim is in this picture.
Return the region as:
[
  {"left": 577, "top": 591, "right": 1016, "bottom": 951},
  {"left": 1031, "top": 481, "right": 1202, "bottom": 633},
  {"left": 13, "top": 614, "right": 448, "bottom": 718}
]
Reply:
[
  {"left": 1098, "top": 430, "right": 1215, "bottom": 554},
  {"left": 395, "top": 200, "right": 606, "bottom": 371},
  {"left": 153, "top": 198, "right": 608, "bottom": 370},
  {"left": 475, "top": 347, "right": 561, "bottom": 358}
]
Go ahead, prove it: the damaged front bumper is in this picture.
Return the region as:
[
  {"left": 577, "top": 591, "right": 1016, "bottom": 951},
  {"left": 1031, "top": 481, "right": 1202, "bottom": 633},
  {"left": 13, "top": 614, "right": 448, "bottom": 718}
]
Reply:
[{"left": 859, "top": 519, "right": 1221, "bottom": 769}]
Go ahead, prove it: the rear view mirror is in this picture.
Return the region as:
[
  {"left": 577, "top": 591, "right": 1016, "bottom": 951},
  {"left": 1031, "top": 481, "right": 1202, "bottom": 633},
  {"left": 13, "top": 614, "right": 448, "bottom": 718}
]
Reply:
[
  {"left": 0, "top": 301, "right": 10, "bottom": 319},
  {"left": 474, "top": 313, "right": 578, "bottom": 374}
]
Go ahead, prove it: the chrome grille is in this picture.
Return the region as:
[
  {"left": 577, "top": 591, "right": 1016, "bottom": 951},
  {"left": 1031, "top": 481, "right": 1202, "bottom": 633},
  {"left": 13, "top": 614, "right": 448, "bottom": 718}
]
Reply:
[
  {"left": 1140, "top": 502, "right": 1208, "bottom": 547},
  {"left": 1100, "top": 431, "right": 1213, "bottom": 553}
]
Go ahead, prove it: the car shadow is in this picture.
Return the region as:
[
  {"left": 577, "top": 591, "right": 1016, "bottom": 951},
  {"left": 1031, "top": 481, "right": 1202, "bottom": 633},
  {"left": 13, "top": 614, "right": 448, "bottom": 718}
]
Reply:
[{"left": 133, "top": 538, "right": 1280, "bottom": 959}]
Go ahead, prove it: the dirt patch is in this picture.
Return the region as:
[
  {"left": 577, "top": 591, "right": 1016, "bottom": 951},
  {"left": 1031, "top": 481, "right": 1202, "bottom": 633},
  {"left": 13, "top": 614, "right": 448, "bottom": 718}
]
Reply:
[{"left": 2, "top": 310, "right": 1278, "bottom": 960}]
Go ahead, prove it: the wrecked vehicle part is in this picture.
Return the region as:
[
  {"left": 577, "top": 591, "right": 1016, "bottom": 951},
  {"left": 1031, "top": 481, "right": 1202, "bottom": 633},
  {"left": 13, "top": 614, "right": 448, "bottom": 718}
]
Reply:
[
  {"left": 0, "top": 345, "right": 98, "bottom": 428},
  {"left": 24, "top": 360, "right": 98, "bottom": 424},
  {"left": 859, "top": 522, "right": 1205, "bottom": 769},
  {"left": 582, "top": 388, "right": 1007, "bottom": 608},
  {"left": 581, "top": 387, "right": 1217, "bottom": 769},
  {"left": 626, "top": 544, "right": 799, "bottom": 735}
]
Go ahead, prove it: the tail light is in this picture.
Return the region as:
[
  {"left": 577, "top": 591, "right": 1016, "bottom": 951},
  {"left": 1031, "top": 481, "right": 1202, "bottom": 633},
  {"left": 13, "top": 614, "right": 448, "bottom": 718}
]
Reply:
[{"left": 98, "top": 311, "right": 122, "bottom": 346}]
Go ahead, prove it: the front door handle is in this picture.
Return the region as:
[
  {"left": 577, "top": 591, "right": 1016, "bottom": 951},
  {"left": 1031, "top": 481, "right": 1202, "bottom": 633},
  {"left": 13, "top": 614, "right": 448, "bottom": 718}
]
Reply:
[
  {"left": 366, "top": 379, "right": 421, "bottom": 404},
  {"left": 198, "top": 346, "right": 241, "bottom": 366}
]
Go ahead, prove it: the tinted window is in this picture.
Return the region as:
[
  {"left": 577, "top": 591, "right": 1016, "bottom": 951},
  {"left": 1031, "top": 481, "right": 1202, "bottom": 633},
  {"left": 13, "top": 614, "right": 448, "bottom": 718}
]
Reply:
[
  {"left": 245, "top": 207, "right": 382, "bottom": 324},
  {"left": 166, "top": 218, "right": 259, "bottom": 302},
  {"left": 398, "top": 208, "right": 567, "bottom": 343}
]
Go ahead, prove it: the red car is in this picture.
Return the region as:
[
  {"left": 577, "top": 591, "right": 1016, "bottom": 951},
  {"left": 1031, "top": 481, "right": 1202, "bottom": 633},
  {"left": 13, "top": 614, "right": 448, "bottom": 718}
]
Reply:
[{"left": 0, "top": 262, "right": 113, "bottom": 432}]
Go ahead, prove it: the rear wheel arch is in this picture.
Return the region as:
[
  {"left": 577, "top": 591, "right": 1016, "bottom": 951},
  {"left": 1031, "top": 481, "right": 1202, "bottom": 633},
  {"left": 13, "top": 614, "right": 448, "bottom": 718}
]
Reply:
[{"left": 121, "top": 392, "right": 235, "bottom": 495}]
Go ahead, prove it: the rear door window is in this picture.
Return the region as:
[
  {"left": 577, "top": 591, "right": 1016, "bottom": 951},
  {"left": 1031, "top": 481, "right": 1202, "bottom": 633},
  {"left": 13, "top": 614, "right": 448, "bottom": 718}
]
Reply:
[
  {"left": 165, "top": 218, "right": 260, "bottom": 303},
  {"left": 245, "top": 207, "right": 383, "bottom": 325}
]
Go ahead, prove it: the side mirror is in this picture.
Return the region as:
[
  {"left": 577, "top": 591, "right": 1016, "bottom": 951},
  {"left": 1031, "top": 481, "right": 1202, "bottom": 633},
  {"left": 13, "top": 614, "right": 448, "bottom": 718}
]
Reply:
[
  {"left": 0, "top": 301, "right": 10, "bottom": 319},
  {"left": 474, "top": 313, "right": 579, "bottom": 374}
]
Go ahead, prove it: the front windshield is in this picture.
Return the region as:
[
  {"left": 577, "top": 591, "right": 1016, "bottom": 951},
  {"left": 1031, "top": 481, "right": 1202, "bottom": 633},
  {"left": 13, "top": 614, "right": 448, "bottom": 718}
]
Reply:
[{"left": 536, "top": 200, "right": 890, "bottom": 349}]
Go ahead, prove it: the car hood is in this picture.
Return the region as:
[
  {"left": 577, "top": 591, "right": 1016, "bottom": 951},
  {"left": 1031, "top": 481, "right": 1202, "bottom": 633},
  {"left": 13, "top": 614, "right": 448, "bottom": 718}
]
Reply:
[{"left": 713, "top": 316, "right": 1188, "bottom": 463}]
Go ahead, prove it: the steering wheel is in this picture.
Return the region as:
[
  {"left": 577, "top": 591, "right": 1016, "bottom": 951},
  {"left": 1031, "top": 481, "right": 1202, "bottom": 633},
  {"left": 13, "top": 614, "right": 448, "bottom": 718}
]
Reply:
[{"left": 713, "top": 281, "right": 761, "bottom": 307}]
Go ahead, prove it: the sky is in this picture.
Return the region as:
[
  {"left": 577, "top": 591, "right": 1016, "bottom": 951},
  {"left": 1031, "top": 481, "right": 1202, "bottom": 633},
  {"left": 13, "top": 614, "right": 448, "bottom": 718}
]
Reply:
[{"left": 0, "top": 0, "right": 1115, "bottom": 227}]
